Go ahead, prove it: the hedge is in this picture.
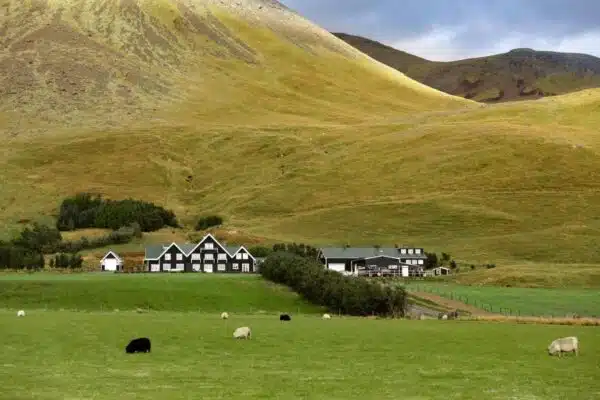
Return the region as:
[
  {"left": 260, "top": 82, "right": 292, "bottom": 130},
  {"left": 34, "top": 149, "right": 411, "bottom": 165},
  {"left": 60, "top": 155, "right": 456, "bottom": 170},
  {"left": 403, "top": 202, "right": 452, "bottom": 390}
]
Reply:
[{"left": 259, "top": 252, "right": 407, "bottom": 317}]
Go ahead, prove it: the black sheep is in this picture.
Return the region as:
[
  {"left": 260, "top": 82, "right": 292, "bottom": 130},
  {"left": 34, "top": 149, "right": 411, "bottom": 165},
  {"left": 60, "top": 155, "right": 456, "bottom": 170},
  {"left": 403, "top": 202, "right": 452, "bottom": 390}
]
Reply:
[{"left": 125, "top": 337, "right": 151, "bottom": 354}]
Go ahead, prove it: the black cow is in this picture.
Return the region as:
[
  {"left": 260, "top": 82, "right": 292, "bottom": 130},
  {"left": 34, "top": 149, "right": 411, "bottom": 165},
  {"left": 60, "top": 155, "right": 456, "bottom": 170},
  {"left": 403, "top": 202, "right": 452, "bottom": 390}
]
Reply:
[
  {"left": 125, "top": 337, "right": 151, "bottom": 354},
  {"left": 280, "top": 314, "right": 291, "bottom": 321}
]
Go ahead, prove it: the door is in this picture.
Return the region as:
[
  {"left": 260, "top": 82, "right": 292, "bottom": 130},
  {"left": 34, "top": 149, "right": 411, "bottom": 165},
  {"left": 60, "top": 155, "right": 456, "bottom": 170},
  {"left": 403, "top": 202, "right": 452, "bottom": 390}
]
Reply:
[
  {"left": 242, "top": 263, "right": 250, "bottom": 273},
  {"left": 204, "top": 264, "right": 213, "bottom": 273},
  {"left": 327, "top": 263, "right": 346, "bottom": 272},
  {"left": 104, "top": 259, "right": 117, "bottom": 271},
  {"left": 401, "top": 266, "right": 409, "bottom": 277}
]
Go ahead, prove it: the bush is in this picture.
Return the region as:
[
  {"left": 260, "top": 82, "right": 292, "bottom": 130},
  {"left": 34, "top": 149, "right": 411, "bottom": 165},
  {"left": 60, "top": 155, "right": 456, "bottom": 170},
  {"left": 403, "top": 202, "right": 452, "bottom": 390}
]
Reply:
[
  {"left": 51, "top": 253, "right": 83, "bottom": 269},
  {"left": 248, "top": 245, "right": 272, "bottom": 258},
  {"left": 56, "top": 192, "right": 178, "bottom": 232},
  {"left": 272, "top": 242, "right": 318, "bottom": 259},
  {"left": 56, "top": 225, "right": 137, "bottom": 253},
  {"left": 11, "top": 222, "right": 62, "bottom": 253},
  {"left": 260, "top": 252, "right": 407, "bottom": 317},
  {"left": 194, "top": 215, "right": 223, "bottom": 231}
]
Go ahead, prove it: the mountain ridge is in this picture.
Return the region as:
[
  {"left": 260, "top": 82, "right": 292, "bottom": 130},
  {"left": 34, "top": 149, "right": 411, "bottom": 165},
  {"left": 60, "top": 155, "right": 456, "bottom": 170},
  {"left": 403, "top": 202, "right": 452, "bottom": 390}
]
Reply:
[{"left": 333, "top": 32, "right": 600, "bottom": 102}]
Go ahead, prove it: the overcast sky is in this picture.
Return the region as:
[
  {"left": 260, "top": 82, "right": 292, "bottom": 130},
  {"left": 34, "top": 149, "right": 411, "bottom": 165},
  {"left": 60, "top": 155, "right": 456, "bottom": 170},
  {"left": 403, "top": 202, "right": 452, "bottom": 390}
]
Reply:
[{"left": 281, "top": 0, "right": 600, "bottom": 61}]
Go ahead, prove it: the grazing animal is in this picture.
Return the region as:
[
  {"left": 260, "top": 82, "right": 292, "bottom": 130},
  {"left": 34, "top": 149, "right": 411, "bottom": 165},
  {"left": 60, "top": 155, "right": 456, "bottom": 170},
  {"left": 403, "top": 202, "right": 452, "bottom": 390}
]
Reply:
[
  {"left": 322, "top": 313, "right": 331, "bottom": 320},
  {"left": 17, "top": 310, "right": 25, "bottom": 317},
  {"left": 438, "top": 312, "right": 448, "bottom": 320},
  {"left": 448, "top": 310, "right": 459, "bottom": 320},
  {"left": 221, "top": 312, "right": 229, "bottom": 320},
  {"left": 280, "top": 314, "right": 291, "bottom": 321},
  {"left": 125, "top": 337, "right": 151, "bottom": 354},
  {"left": 548, "top": 336, "right": 579, "bottom": 357},
  {"left": 233, "top": 326, "right": 251, "bottom": 339}
]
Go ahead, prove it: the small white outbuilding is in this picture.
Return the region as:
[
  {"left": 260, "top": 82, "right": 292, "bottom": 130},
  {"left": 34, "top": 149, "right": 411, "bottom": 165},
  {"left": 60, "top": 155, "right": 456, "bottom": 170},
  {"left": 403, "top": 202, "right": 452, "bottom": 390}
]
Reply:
[{"left": 100, "top": 251, "right": 123, "bottom": 272}]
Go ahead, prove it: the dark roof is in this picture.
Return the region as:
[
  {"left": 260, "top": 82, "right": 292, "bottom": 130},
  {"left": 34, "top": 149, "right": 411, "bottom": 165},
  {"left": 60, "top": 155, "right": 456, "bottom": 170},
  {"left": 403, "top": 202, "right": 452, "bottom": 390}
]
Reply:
[
  {"left": 144, "top": 241, "right": 248, "bottom": 260},
  {"left": 319, "top": 247, "right": 427, "bottom": 260}
]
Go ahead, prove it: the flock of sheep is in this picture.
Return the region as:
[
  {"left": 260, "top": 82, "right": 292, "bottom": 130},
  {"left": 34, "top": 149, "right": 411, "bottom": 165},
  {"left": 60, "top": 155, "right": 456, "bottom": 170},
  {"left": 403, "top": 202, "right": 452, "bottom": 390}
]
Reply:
[{"left": 15, "top": 309, "right": 577, "bottom": 357}]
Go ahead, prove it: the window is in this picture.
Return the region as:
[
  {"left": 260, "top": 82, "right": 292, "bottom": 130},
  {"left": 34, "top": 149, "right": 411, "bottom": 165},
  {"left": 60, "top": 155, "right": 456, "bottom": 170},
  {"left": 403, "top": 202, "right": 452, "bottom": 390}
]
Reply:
[
  {"left": 242, "top": 253, "right": 248, "bottom": 260},
  {"left": 162, "top": 264, "right": 169, "bottom": 270},
  {"left": 192, "top": 264, "right": 201, "bottom": 271},
  {"left": 165, "top": 253, "right": 171, "bottom": 261},
  {"left": 192, "top": 253, "right": 200, "bottom": 260},
  {"left": 176, "top": 253, "right": 183, "bottom": 261},
  {"left": 416, "top": 249, "right": 422, "bottom": 254},
  {"left": 232, "top": 263, "right": 239, "bottom": 270},
  {"left": 204, "top": 253, "right": 214, "bottom": 260},
  {"left": 408, "top": 249, "right": 414, "bottom": 254},
  {"left": 418, "top": 260, "right": 424, "bottom": 265},
  {"left": 218, "top": 253, "right": 227, "bottom": 261},
  {"left": 217, "top": 264, "right": 226, "bottom": 272},
  {"left": 236, "top": 253, "right": 242, "bottom": 260},
  {"left": 400, "top": 249, "right": 406, "bottom": 254},
  {"left": 242, "top": 263, "right": 250, "bottom": 272},
  {"left": 176, "top": 263, "right": 184, "bottom": 269},
  {"left": 204, "top": 242, "right": 214, "bottom": 250}
]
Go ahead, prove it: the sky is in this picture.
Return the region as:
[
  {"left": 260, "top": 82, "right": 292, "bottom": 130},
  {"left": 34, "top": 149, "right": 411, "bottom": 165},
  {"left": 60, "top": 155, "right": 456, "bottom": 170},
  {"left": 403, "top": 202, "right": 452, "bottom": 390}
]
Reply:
[{"left": 281, "top": 0, "right": 600, "bottom": 61}]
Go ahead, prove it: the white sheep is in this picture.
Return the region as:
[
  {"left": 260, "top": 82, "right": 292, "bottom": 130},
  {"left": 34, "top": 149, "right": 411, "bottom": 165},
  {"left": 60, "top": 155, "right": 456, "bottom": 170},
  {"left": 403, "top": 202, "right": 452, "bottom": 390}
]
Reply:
[
  {"left": 233, "top": 326, "right": 251, "bottom": 339},
  {"left": 221, "top": 312, "right": 229, "bottom": 320},
  {"left": 17, "top": 310, "right": 25, "bottom": 317},
  {"left": 322, "top": 313, "right": 331, "bottom": 320},
  {"left": 548, "top": 336, "right": 579, "bottom": 357}
]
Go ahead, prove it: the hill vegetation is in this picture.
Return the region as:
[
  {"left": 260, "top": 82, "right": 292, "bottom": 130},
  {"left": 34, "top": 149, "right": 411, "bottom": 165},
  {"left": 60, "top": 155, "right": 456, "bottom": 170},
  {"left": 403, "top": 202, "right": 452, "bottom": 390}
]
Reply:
[
  {"left": 1, "top": 1, "right": 600, "bottom": 286},
  {"left": 334, "top": 32, "right": 600, "bottom": 102}
]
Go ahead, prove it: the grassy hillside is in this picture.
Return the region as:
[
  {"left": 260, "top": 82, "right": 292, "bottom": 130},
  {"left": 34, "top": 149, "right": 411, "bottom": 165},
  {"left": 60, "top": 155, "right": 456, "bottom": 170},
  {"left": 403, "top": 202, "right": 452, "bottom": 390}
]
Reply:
[
  {"left": 3, "top": 311, "right": 600, "bottom": 399},
  {"left": 0, "top": 273, "right": 322, "bottom": 313},
  {"left": 333, "top": 32, "right": 600, "bottom": 103},
  {"left": 2, "top": 1, "right": 600, "bottom": 287}
]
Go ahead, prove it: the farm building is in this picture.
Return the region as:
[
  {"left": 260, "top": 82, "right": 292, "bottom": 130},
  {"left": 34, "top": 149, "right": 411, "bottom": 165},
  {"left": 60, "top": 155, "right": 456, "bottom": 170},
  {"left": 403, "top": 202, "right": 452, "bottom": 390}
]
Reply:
[
  {"left": 429, "top": 266, "right": 451, "bottom": 276},
  {"left": 317, "top": 246, "right": 426, "bottom": 277},
  {"left": 100, "top": 251, "right": 123, "bottom": 272},
  {"left": 142, "top": 233, "right": 257, "bottom": 273}
]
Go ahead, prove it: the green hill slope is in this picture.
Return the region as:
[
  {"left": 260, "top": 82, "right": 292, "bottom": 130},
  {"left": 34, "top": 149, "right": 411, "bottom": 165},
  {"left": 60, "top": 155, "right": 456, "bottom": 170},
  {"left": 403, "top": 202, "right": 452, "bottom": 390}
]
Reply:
[
  {"left": 2, "top": 1, "right": 600, "bottom": 286},
  {"left": 333, "top": 32, "right": 600, "bottom": 103}
]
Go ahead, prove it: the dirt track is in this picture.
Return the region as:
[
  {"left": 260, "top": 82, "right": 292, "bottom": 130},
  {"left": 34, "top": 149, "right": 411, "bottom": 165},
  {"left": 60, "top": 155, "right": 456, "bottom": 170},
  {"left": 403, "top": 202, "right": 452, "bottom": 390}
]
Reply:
[{"left": 411, "top": 291, "right": 497, "bottom": 316}]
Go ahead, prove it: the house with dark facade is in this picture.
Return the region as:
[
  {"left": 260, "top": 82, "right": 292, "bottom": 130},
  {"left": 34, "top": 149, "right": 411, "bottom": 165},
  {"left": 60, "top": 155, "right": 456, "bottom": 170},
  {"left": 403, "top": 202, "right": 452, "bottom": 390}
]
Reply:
[
  {"left": 143, "top": 233, "right": 257, "bottom": 273},
  {"left": 316, "top": 246, "right": 427, "bottom": 277}
]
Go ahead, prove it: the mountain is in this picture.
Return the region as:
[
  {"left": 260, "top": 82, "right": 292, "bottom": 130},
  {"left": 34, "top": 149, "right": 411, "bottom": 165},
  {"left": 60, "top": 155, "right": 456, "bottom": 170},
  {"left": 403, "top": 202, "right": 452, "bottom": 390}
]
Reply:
[
  {"left": 1, "top": 1, "right": 600, "bottom": 287},
  {"left": 333, "top": 32, "right": 600, "bottom": 103}
]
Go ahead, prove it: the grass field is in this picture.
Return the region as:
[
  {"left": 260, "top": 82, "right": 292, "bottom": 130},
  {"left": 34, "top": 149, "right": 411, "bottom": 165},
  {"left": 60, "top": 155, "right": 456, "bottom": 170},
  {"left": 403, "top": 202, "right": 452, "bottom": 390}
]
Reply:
[
  {"left": 0, "top": 273, "right": 322, "bottom": 314},
  {"left": 406, "top": 282, "right": 600, "bottom": 317},
  {"left": 2, "top": 311, "right": 599, "bottom": 399},
  {"left": 2, "top": 0, "right": 600, "bottom": 287}
]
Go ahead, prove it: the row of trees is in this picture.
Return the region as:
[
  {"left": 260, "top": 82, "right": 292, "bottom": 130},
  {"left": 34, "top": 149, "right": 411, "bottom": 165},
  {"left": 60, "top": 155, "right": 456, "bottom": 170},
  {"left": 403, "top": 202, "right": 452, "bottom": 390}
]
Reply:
[
  {"left": 56, "top": 192, "right": 179, "bottom": 232},
  {"left": 259, "top": 252, "right": 407, "bottom": 317}
]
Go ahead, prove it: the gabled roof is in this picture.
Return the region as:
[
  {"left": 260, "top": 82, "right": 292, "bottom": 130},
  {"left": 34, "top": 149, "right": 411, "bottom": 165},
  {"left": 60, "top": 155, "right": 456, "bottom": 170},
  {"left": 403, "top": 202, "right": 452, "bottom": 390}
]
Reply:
[
  {"left": 143, "top": 234, "right": 257, "bottom": 260},
  {"left": 230, "top": 245, "right": 256, "bottom": 261},
  {"left": 318, "top": 247, "right": 427, "bottom": 260},
  {"left": 101, "top": 250, "right": 122, "bottom": 262}
]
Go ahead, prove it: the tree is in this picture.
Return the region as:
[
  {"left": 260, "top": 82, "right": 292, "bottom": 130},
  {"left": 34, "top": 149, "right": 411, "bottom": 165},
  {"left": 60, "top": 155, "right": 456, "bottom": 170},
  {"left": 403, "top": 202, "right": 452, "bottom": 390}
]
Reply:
[{"left": 12, "top": 222, "right": 62, "bottom": 253}]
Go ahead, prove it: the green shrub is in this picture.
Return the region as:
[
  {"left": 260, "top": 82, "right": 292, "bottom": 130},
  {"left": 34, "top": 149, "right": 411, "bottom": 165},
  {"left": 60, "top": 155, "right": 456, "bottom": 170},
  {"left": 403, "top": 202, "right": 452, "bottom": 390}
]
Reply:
[
  {"left": 260, "top": 252, "right": 407, "bottom": 317},
  {"left": 56, "top": 192, "right": 178, "bottom": 232},
  {"left": 51, "top": 253, "right": 83, "bottom": 269},
  {"left": 194, "top": 215, "right": 223, "bottom": 231}
]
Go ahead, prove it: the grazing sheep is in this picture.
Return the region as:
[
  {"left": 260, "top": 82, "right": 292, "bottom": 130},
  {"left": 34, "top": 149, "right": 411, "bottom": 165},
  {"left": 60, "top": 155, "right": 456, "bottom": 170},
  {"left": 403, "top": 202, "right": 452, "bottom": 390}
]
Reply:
[
  {"left": 548, "top": 336, "right": 579, "bottom": 357},
  {"left": 17, "top": 310, "right": 25, "bottom": 317},
  {"left": 438, "top": 312, "right": 448, "bottom": 320},
  {"left": 233, "top": 326, "right": 251, "bottom": 339},
  {"left": 221, "top": 312, "right": 229, "bottom": 320},
  {"left": 322, "top": 313, "right": 331, "bottom": 320},
  {"left": 125, "top": 337, "right": 151, "bottom": 354},
  {"left": 280, "top": 314, "right": 291, "bottom": 321}
]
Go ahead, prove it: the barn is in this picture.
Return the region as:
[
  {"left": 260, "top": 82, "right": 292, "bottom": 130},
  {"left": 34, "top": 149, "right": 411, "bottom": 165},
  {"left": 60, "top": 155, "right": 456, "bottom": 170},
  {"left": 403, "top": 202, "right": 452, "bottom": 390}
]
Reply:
[{"left": 100, "top": 251, "right": 123, "bottom": 272}]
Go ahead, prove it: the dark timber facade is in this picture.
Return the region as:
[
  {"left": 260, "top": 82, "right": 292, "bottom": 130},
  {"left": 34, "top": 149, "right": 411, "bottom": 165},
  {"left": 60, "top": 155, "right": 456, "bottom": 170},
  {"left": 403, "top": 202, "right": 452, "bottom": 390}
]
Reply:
[{"left": 143, "top": 233, "right": 257, "bottom": 273}]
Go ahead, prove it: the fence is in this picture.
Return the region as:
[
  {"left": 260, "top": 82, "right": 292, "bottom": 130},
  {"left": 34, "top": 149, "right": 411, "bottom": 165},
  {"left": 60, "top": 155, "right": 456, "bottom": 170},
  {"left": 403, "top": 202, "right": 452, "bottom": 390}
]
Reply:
[{"left": 406, "top": 283, "right": 597, "bottom": 319}]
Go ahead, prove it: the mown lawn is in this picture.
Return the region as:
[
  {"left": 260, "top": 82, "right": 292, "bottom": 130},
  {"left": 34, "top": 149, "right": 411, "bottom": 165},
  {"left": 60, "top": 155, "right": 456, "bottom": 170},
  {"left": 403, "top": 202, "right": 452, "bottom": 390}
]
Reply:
[
  {"left": 1, "top": 311, "right": 599, "bottom": 399},
  {"left": 0, "top": 273, "right": 322, "bottom": 314},
  {"left": 406, "top": 282, "right": 600, "bottom": 317}
]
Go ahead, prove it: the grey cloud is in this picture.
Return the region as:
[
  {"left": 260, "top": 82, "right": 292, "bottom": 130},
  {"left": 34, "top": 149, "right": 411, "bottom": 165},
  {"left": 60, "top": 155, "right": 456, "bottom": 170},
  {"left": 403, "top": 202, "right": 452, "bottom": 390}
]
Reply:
[{"left": 281, "top": 0, "right": 600, "bottom": 59}]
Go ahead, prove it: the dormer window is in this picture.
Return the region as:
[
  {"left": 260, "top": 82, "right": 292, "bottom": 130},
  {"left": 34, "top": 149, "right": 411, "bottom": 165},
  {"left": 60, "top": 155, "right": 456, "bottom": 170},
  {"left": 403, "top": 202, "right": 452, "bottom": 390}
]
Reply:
[
  {"left": 416, "top": 249, "right": 421, "bottom": 254},
  {"left": 408, "top": 249, "right": 414, "bottom": 254},
  {"left": 400, "top": 249, "right": 406, "bottom": 254}
]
